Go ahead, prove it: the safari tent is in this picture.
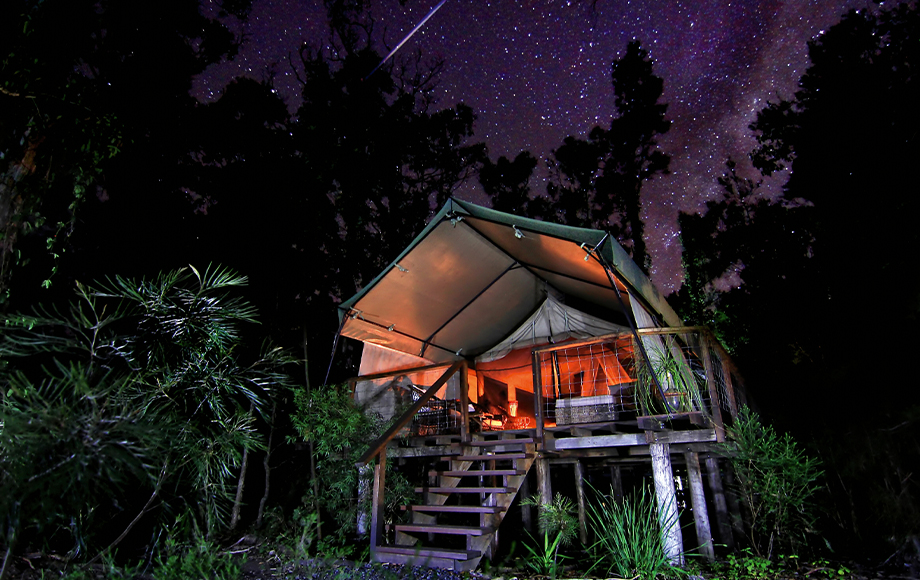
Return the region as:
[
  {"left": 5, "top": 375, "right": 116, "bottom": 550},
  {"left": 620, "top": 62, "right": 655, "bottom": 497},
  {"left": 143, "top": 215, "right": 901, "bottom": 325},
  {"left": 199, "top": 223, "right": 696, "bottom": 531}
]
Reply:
[{"left": 338, "top": 198, "right": 748, "bottom": 570}]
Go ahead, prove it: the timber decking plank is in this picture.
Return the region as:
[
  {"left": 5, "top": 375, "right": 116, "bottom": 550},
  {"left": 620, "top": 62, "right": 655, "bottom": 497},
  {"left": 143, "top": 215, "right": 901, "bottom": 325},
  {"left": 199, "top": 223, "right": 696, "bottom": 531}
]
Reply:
[
  {"left": 440, "top": 453, "right": 532, "bottom": 461},
  {"left": 394, "top": 524, "right": 492, "bottom": 536},
  {"left": 429, "top": 469, "right": 524, "bottom": 477},
  {"left": 374, "top": 546, "right": 480, "bottom": 560},
  {"left": 404, "top": 505, "right": 506, "bottom": 514},
  {"left": 415, "top": 486, "right": 511, "bottom": 494}
]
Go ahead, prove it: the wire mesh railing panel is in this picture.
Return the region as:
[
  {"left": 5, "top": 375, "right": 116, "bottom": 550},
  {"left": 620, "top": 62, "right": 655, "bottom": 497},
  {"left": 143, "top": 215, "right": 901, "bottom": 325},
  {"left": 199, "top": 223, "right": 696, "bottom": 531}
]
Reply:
[
  {"left": 354, "top": 369, "right": 464, "bottom": 437},
  {"left": 708, "top": 344, "right": 734, "bottom": 421},
  {"left": 538, "top": 336, "right": 637, "bottom": 425},
  {"left": 537, "top": 330, "right": 717, "bottom": 425}
]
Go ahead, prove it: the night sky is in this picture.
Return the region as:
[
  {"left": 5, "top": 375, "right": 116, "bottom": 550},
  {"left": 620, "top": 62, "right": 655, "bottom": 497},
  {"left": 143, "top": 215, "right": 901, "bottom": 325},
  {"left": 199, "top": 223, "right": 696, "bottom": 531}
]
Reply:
[{"left": 194, "top": 0, "right": 860, "bottom": 292}]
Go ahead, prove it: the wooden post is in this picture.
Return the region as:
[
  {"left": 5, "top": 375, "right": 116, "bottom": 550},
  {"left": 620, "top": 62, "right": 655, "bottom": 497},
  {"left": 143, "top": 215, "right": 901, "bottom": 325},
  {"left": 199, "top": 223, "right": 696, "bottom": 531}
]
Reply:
[
  {"left": 574, "top": 460, "right": 588, "bottom": 544},
  {"left": 723, "top": 464, "right": 746, "bottom": 543},
  {"left": 717, "top": 348, "right": 739, "bottom": 420},
  {"left": 684, "top": 451, "right": 714, "bottom": 561},
  {"left": 459, "top": 362, "right": 470, "bottom": 444},
  {"left": 650, "top": 443, "right": 684, "bottom": 565},
  {"left": 532, "top": 352, "right": 545, "bottom": 450},
  {"left": 369, "top": 450, "right": 387, "bottom": 559},
  {"left": 536, "top": 455, "right": 552, "bottom": 506},
  {"left": 699, "top": 336, "right": 725, "bottom": 442},
  {"left": 609, "top": 464, "right": 624, "bottom": 503},
  {"left": 705, "top": 455, "right": 735, "bottom": 549}
]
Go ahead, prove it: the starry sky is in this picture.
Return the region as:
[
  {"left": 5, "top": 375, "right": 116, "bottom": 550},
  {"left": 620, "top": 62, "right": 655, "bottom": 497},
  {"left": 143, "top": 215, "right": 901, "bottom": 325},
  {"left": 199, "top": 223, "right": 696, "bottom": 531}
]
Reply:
[{"left": 194, "top": 0, "right": 861, "bottom": 292}]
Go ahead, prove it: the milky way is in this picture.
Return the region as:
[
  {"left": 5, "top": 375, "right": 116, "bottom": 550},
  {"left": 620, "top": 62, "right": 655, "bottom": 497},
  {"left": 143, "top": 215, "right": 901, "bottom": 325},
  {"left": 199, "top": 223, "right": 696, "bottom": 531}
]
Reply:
[{"left": 195, "top": 0, "right": 860, "bottom": 292}]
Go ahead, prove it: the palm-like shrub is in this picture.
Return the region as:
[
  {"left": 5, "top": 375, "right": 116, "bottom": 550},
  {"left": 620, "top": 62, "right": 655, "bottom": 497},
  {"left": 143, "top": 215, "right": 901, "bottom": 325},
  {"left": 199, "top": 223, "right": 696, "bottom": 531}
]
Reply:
[{"left": 0, "top": 266, "right": 296, "bottom": 574}]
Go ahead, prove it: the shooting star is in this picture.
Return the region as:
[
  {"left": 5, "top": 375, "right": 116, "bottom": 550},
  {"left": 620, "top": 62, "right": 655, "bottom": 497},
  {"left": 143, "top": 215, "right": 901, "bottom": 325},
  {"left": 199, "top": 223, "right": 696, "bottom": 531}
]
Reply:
[{"left": 364, "top": 0, "right": 448, "bottom": 80}]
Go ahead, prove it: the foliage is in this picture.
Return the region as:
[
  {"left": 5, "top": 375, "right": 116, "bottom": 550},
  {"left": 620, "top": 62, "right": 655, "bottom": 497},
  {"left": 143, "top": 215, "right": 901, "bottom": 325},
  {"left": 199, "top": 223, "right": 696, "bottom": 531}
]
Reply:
[
  {"left": 151, "top": 515, "right": 242, "bottom": 580},
  {"left": 0, "top": 363, "right": 169, "bottom": 560},
  {"left": 673, "top": 158, "right": 815, "bottom": 356},
  {"left": 716, "top": 548, "right": 774, "bottom": 580},
  {"left": 634, "top": 339, "right": 706, "bottom": 415},
  {"left": 480, "top": 151, "right": 540, "bottom": 215},
  {"left": 0, "top": 266, "right": 296, "bottom": 568},
  {"left": 547, "top": 40, "right": 670, "bottom": 270},
  {"left": 0, "top": 0, "right": 244, "bottom": 301},
  {"left": 290, "top": 383, "right": 413, "bottom": 549},
  {"left": 723, "top": 407, "right": 823, "bottom": 559},
  {"left": 586, "top": 484, "right": 683, "bottom": 580},
  {"left": 519, "top": 494, "right": 578, "bottom": 580}
]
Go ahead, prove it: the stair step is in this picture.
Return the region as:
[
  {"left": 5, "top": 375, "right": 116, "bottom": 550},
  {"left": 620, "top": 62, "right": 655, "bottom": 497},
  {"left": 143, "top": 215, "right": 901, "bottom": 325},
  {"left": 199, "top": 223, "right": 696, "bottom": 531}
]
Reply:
[
  {"left": 375, "top": 546, "right": 481, "bottom": 561},
  {"left": 416, "top": 486, "right": 511, "bottom": 494},
  {"left": 404, "top": 505, "right": 506, "bottom": 514},
  {"left": 468, "top": 437, "right": 535, "bottom": 447},
  {"left": 430, "top": 469, "right": 525, "bottom": 477},
  {"left": 441, "top": 453, "right": 533, "bottom": 462},
  {"left": 394, "top": 524, "right": 492, "bottom": 536}
]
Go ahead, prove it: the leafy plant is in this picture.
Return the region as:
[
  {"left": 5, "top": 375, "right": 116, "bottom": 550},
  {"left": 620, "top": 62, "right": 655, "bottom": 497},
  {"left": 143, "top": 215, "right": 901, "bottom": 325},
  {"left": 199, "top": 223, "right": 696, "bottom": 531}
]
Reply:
[
  {"left": 715, "top": 548, "right": 773, "bottom": 579},
  {"left": 586, "top": 483, "right": 685, "bottom": 580},
  {"left": 723, "top": 406, "right": 823, "bottom": 559},
  {"left": 152, "top": 516, "right": 242, "bottom": 580},
  {"left": 0, "top": 266, "right": 297, "bottom": 573},
  {"left": 520, "top": 493, "right": 578, "bottom": 579},
  {"left": 290, "top": 383, "right": 413, "bottom": 551},
  {"left": 634, "top": 338, "right": 706, "bottom": 415}
]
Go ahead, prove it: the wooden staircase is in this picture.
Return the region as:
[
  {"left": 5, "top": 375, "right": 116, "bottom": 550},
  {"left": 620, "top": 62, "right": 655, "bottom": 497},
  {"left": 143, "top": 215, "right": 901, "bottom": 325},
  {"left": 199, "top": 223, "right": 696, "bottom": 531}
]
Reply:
[{"left": 372, "top": 432, "right": 537, "bottom": 571}]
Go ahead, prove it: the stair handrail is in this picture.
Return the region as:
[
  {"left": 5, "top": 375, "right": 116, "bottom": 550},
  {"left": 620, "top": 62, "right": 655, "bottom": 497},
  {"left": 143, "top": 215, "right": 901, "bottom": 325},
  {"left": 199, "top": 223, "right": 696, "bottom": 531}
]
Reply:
[{"left": 355, "top": 359, "right": 467, "bottom": 467}]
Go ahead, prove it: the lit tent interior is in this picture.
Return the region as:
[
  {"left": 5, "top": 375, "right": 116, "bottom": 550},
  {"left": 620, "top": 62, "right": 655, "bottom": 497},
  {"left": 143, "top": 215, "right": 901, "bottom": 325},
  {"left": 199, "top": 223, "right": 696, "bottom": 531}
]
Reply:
[{"left": 338, "top": 198, "right": 685, "bottom": 427}]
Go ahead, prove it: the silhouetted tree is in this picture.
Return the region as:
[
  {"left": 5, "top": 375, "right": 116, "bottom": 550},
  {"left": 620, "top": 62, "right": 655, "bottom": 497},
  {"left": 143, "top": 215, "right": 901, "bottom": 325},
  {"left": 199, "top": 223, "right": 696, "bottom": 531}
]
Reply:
[
  {"left": 548, "top": 40, "right": 670, "bottom": 271},
  {"left": 1, "top": 0, "right": 245, "bottom": 307},
  {"left": 480, "top": 151, "right": 539, "bottom": 214}
]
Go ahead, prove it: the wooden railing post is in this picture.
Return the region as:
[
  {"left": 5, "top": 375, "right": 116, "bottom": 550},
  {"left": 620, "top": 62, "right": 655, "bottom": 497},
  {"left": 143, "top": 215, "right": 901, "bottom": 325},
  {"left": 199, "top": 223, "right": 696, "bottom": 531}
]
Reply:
[
  {"left": 531, "top": 351, "right": 545, "bottom": 449},
  {"left": 459, "top": 361, "right": 470, "bottom": 444},
  {"left": 369, "top": 450, "right": 387, "bottom": 558}
]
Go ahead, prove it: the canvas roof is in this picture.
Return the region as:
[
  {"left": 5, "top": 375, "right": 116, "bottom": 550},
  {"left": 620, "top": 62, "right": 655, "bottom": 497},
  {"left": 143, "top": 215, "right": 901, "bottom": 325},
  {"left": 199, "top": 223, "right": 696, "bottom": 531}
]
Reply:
[{"left": 338, "top": 198, "right": 681, "bottom": 364}]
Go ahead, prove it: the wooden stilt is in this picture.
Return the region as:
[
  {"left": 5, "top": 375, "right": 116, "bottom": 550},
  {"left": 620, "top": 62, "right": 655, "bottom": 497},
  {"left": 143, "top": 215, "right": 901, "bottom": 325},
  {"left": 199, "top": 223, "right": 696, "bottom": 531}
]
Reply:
[
  {"left": 574, "top": 460, "right": 588, "bottom": 544},
  {"left": 520, "top": 471, "right": 533, "bottom": 532},
  {"left": 609, "top": 464, "right": 624, "bottom": 503},
  {"left": 536, "top": 455, "right": 552, "bottom": 506},
  {"left": 684, "top": 451, "right": 714, "bottom": 561},
  {"left": 705, "top": 455, "right": 735, "bottom": 549},
  {"left": 650, "top": 443, "right": 684, "bottom": 565},
  {"left": 723, "top": 463, "right": 746, "bottom": 543}
]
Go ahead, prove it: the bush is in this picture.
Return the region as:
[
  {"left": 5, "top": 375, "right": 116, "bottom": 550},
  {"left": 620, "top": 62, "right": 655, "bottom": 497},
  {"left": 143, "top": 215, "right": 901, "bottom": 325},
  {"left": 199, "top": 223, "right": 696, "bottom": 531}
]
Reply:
[
  {"left": 290, "top": 383, "right": 413, "bottom": 554},
  {"left": 724, "top": 406, "right": 823, "bottom": 558}
]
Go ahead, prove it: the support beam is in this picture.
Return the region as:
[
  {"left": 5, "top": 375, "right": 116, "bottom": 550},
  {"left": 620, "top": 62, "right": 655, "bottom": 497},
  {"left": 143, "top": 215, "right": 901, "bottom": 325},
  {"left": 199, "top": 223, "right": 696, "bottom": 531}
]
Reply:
[
  {"left": 536, "top": 455, "right": 552, "bottom": 506},
  {"left": 723, "top": 464, "right": 746, "bottom": 543},
  {"left": 650, "top": 443, "right": 684, "bottom": 565},
  {"left": 574, "top": 460, "right": 588, "bottom": 544},
  {"left": 684, "top": 451, "right": 714, "bottom": 561},
  {"left": 706, "top": 455, "right": 735, "bottom": 549}
]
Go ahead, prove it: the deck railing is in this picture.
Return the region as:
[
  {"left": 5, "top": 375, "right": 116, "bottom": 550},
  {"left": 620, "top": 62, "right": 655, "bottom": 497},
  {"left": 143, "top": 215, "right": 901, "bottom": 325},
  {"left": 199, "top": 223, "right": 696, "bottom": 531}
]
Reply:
[{"left": 531, "top": 327, "right": 746, "bottom": 441}]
